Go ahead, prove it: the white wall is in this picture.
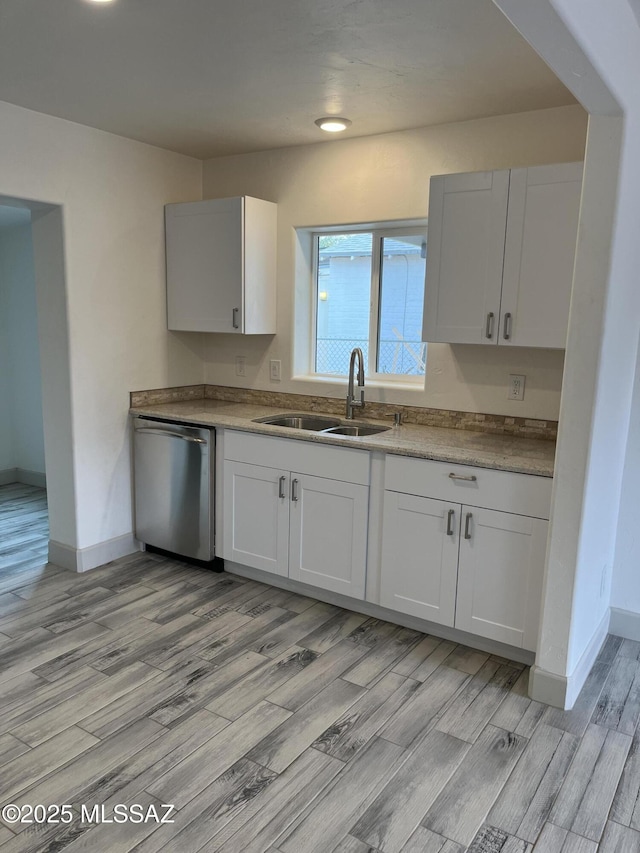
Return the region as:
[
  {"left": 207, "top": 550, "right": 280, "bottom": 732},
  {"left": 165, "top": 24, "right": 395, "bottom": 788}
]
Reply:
[
  {"left": 0, "top": 100, "right": 203, "bottom": 558},
  {"left": 612, "top": 332, "right": 640, "bottom": 622},
  {"left": 0, "top": 221, "right": 46, "bottom": 480},
  {"left": 202, "top": 105, "right": 587, "bottom": 421},
  {"left": 534, "top": 116, "right": 622, "bottom": 698},
  {"left": 585, "top": 6, "right": 640, "bottom": 633},
  {"left": 494, "top": 0, "right": 640, "bottom": 706}
]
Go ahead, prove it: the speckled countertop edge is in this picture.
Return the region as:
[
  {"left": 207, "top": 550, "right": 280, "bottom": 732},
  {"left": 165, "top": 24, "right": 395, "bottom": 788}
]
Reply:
[{"left": 129, "top": 399, "right": 555, "bottom": 478}]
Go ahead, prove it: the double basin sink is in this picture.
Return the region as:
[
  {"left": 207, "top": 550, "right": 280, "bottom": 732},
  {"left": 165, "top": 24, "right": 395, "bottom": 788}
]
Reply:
[{"left": 252, "top": 413, "right": 390, "bottom": 437}]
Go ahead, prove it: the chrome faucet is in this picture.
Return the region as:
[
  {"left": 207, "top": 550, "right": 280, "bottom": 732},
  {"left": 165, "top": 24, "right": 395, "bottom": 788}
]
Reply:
[{"left": 346, "top": 347, "right": 365, "bottom": 419}]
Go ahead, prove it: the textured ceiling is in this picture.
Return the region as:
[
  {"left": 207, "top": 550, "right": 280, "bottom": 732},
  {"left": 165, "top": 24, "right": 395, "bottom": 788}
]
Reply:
[{"left": 0, "top": 0, "right": 576, "bottom": 159}]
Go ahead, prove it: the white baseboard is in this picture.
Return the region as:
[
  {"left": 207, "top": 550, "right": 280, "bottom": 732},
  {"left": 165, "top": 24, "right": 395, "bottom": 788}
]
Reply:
[
  {"left": 49, "top": 534, "right": 141, "bottom": 573},
  {"left": 225, "top": 560, "right": 535, "bottom": 666},
  {"left": 529, "top": 608, "right": 610, "bottom": 709},
  {"left": 16, "top": 468, "right": 46, "bottom": 488},
  {"left": 0, "top": 468, "right": 46, "bottom": 488},
  {"left": 610, "top": 607, "right": 640, "bottom": 641},
  {"left": 528, "top": 667, "right": 569, "bottom": 709}
]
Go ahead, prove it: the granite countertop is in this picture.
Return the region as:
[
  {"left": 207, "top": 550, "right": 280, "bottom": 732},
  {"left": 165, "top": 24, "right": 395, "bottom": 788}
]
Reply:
[{"left": 129, "top": 399, "right": 556, "bottom": 477}]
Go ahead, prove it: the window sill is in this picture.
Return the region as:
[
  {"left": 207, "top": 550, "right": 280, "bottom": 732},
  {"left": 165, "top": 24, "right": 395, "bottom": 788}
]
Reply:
[{"left": 291, "top": 374, "right": 426, "bottom": 394}]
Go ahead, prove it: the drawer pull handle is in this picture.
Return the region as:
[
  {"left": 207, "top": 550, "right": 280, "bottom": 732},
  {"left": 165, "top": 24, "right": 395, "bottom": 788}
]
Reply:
[
  {"left": 291, "top": 478, "right": 299, "bottom": 502},
  {"left": 449, "top": 473, "right": 477, "bottom": 482},
  {"left": 446, "top": 508, "right": 455, "bottom": 536},
  {"left": 232, "top": 307, "right": 240, "bottom": 329},
  {"left": 464, "top": 512, "right": 473, "bottom": 540},
  {"left": 278, "top": 475, "right": 286, "bottom": 499}
]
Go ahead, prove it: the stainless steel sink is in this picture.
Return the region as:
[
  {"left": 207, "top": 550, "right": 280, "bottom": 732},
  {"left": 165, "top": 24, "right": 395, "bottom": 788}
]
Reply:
[
  {"left": 321, "top": 424, "right": 391, "bottom": 437},
  {"left": 253, "top": 413, "right": 342, "bottom": 430}
]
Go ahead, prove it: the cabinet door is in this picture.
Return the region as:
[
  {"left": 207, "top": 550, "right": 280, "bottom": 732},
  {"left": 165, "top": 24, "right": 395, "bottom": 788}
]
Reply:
[
  {"left": 289, "top": 474, "right": 368, "bottom": 599},
  {"left": 222, "top": 460, "right": 289, "bottom": 576},
  {"left": 456, "top": 506, "right": 548, "bottom": 650},
  {"left": 423, "top": 170, "right": 509, "bottom": 345},
  {"left": 166, "top": 197, "right": 243, "bottom": 333},
  {"left": 500, "top": 162, "right": 582, "bottom": 349},
  {"left": 380, "top": 492, "right": 458, "bottom": 627}
]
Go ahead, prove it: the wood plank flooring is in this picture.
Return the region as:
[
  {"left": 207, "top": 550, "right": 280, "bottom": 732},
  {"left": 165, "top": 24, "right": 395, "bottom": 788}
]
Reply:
[{"left": 1, "top": 483, "right": 640, "bottom": 851}]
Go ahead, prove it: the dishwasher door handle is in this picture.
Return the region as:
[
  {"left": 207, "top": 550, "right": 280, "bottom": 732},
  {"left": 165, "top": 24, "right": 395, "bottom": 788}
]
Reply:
[{"left": 135, "top": 428, "right": 207, "bottom": 445}]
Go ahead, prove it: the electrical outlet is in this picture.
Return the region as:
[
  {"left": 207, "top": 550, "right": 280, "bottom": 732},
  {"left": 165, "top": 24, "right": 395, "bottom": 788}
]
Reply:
[
  {"left": 508, "top": 374, "right": 525, "bottom": 401},
  {"left": 270, "top": 359, "right": 282, "bottom": 381},
  {"left": 235, "top": 356, "right": 246, "bottom": 377}
]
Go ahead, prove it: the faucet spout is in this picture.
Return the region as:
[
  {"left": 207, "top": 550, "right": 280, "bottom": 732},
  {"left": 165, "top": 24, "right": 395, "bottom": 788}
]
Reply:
[{"left": 346, "top": 347, "right": 365, "bottom": 419}]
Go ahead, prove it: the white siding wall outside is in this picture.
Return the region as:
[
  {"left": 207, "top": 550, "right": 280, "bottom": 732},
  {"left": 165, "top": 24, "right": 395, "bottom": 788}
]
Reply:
[{"left": 316, "top": 249, "right": 426, "bottom": 376}]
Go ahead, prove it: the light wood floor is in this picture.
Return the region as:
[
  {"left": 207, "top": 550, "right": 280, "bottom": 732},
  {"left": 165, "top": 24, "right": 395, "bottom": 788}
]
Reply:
[{"left": 1, "top": 484, "right": 639, "bottom": 852}]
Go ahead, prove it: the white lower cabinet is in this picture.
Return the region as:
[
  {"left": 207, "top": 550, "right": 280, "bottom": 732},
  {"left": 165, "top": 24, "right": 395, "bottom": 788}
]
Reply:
[
  {"left": 380, "top": 457, "right": 552, "bottom": 652},
  {"left": 380, "top": 492, "right": 458, "bottom": 627},
  {"left": 289, "top": 474, "right": 368, "bottom": 598},
  {"left": 222, "top": 429, "right": 552, "bottom": 653},
  {"left": 223, "top": 460, "right": 290, "bottom": 577},
  {"left": 456, "top": 506, "right": 548, "bottom": 651},
  {"left": 222, "top": 431, "right": 370, "bottom": 599}
]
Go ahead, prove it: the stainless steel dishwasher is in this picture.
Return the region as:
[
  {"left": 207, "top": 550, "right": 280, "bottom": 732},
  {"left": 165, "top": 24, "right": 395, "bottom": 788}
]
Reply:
[{"left": 132, "top": 416, "right": 216, "bottom": 562}]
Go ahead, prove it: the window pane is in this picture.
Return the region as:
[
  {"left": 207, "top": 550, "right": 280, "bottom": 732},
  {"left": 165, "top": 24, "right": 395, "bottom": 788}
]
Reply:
[
  {"left": 377, "top": 235, "right": 427, "bottom": 376},
  {"left": 315, "top": 233, "right": 372, "bottom": 375}
]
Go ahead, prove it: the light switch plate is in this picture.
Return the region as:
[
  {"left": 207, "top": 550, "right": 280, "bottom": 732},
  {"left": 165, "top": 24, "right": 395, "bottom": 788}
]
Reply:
[{"left": 270, "top": 359, "right": 282, "bottom": 381}]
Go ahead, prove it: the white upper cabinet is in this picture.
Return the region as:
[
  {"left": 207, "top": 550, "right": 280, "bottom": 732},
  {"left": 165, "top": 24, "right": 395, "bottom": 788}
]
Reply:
[
  {"left": 423, "top": 162, "right": 582, "bottom": 349},
  {"left": 165, "top": 195, "right": 277, "bottom": 334},
  {"left": 500, "top": 163, "right": 583, "bottom": 349},
  {"left": 423, "top": 170, "right": 509, "bottom": 345}
]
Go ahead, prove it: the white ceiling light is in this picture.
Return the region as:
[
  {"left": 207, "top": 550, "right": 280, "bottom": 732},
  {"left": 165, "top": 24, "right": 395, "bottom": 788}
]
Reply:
[
  {"left": 315, "top": 117, "right": 352, "bottom": 133},
  {"left": 86, "top": 0, "right": 115, "bottom": 4}
]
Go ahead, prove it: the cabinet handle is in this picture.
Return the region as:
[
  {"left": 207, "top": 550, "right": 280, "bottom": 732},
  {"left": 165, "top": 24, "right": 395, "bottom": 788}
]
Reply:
[
  {"left": 449, "top": 472, "right": 477, "bottom": 482},
  {"left": 485, "top": 312, "right": 495, "bottom": 339},
  {"left": 464, "top": 512, "right": 473, "bottom": 540},
  {"left": 446, "top": 508, "right": 455, "bottom": 536},
  {"left": 232, "top": 307, "right": 240, "bottom": 329},
  {"left": 291, "top": 478, "right": 299, "bottom": 502},
  {"left": 278, "top": 475, "right": 286, "bottom": 499},
  {"left": 503, "top": 312, "right": 512, "bottom": 340}
]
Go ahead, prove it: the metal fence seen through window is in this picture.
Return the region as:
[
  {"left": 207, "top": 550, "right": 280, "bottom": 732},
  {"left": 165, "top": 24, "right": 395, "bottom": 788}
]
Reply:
[{"left": 316, "top": 338, "right": 426, "bottom": 376}]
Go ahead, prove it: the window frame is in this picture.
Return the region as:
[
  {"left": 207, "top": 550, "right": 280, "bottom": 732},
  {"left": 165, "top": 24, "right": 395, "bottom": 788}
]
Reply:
[{"left": 310, "top": 222, "right": 428, "bottom": 383}]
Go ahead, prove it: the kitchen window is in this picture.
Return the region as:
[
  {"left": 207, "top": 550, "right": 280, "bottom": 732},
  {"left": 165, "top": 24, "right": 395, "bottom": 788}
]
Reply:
[{"left": 311, "top": 225, "right": 427, "bottom": 381}]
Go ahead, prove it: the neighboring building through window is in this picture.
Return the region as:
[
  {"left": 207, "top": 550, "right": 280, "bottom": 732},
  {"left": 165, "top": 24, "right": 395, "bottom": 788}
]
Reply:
[{"left": 313, "top": 226, "right": 427, "bottom": 379}]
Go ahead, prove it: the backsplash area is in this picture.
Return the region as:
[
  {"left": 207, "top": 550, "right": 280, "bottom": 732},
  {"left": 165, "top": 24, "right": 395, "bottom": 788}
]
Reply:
[{"left": 130, "top": 384, "right": 557, "bottom": 441}]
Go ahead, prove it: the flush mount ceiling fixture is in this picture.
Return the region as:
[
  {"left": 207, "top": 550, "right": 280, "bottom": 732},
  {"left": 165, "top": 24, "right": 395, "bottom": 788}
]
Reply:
[{"left": 315, "top": 117, "right": 352, "bottom": 133}]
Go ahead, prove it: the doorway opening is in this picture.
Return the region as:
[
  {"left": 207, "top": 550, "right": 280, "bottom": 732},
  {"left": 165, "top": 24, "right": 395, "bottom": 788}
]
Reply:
[
  {"left": 0, "top": 203, "right": 49, "bottom": 579},
  {"left": 0, "top": 195, "right": 75, "bottom": 586}
]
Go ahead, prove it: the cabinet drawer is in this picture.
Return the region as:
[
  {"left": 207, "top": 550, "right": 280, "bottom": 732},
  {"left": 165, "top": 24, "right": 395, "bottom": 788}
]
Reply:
[
  {"left": 224, "top": 429, "right": 370, "bottom": 485},
  {"left": 384, "top": 455, "right": 551, "bottom": 519}
]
